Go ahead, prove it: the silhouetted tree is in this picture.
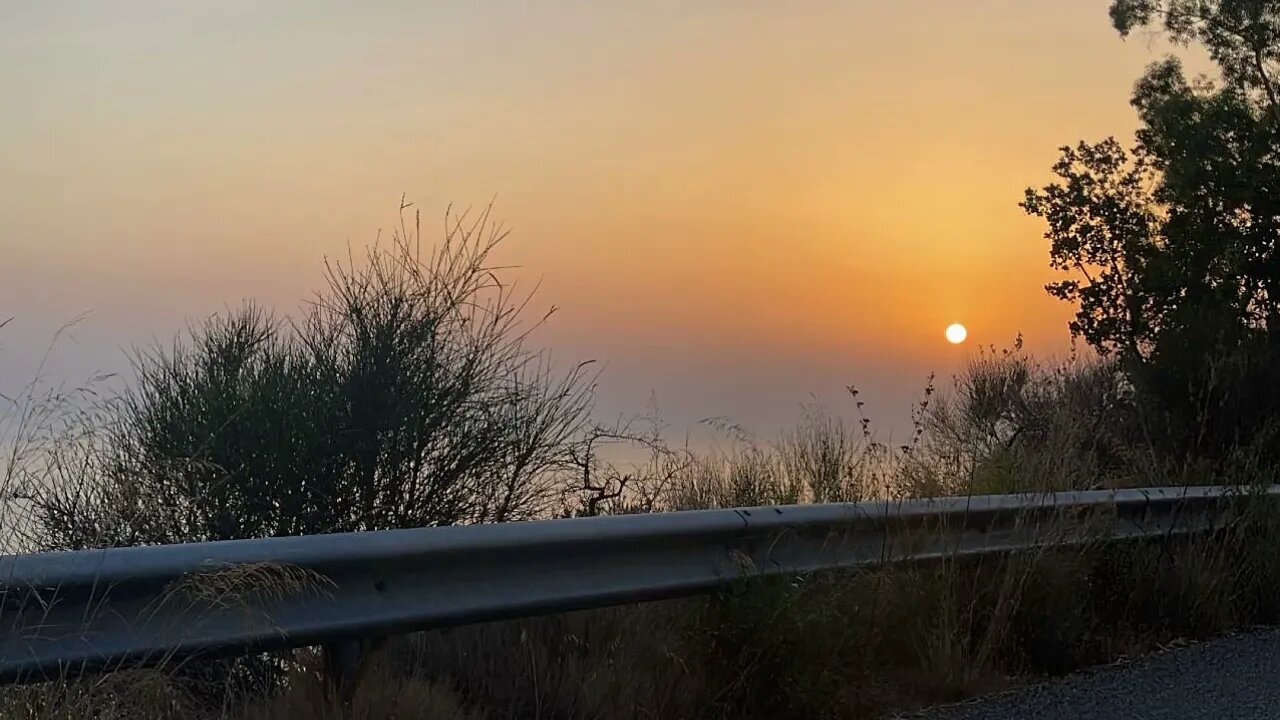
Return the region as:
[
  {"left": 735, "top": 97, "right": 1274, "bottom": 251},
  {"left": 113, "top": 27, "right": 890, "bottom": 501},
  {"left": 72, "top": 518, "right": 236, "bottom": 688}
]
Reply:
[{"left": 1022, "top": 1, "right": 1280, "bottom": 459}]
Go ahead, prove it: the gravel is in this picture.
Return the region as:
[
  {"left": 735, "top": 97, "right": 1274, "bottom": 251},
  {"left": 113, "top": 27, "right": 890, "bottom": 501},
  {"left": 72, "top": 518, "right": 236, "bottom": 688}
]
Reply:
[{"left": 906, "top": 628, "right": 1280, "bottom": 720}]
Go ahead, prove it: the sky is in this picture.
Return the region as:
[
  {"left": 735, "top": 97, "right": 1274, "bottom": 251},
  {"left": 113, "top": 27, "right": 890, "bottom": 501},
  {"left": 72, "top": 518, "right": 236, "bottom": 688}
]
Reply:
[{"left": 0, "top": 1, "right": 1207, "bottom": 441}]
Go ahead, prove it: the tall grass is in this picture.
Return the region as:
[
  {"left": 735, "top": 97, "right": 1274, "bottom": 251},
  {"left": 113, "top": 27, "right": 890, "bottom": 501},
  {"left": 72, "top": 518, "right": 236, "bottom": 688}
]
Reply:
[
  {"left": 369, "top": 346, "right": 1280, "bottom": 719},
  {"left": 0, "top": 318, "right": 115, "bottom": 555}
]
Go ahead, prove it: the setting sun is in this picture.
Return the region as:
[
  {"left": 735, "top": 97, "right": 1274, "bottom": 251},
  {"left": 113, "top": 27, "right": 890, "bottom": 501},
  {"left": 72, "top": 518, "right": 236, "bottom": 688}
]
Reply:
[{"left": 945, "top": 323, "right": 968, "bottom": 345}]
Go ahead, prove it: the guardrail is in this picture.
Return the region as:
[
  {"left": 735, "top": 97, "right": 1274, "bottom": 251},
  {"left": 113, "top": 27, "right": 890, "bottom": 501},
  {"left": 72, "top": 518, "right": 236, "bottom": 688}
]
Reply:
[{"left": 0, "top": 486, "right": 1272, "bottom": 685}]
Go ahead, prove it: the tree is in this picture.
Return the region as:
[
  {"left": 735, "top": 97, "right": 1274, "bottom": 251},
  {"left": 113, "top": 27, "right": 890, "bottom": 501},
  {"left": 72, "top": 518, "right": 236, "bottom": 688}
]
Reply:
[
  {"left": 1111, "top": 0, "right": 1280, "bottom": 123},
  {"left": 1022, "top": 1, "right": 1280, "bottom": 457},
  {"left": 1019, "top": 138, "right": 1165, "bottom": 358}
]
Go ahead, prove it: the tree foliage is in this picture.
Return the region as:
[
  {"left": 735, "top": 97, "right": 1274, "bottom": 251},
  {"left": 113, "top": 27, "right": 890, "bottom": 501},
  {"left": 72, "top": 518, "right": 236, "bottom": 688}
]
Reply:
[
  {"left": 1111, "top": 0, "right": 1280, "bottom": 119},
  {"left": 1020, "top": 139, "right": 1164, "bottom": 356},
  {"left": 1023, "top": 0, "right": 1280, "bottom": 457}
]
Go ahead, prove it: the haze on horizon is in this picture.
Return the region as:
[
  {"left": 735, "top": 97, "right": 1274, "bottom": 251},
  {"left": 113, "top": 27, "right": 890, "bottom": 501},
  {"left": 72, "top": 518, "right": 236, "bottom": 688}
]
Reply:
[{"left": 0, "top": 1, "right": 1208, "bottom": 440}]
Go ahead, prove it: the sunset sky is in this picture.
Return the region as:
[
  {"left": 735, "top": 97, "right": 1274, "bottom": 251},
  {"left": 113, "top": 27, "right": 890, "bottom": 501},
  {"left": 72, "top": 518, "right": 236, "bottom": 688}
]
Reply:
[{"left": 0, "top": 1, "right": 1208, "bottom": 440}]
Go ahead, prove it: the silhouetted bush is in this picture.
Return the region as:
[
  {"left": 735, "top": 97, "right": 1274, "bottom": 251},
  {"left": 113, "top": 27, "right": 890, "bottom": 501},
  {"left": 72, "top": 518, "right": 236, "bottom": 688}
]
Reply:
[{"left": 29, "top": 205, "right": 596, "bottom": 549}]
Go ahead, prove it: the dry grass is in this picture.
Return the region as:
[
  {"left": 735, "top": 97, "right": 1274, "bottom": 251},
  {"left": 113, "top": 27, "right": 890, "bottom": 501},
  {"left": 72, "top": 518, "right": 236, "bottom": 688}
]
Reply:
[
  {"left": 261, "top": 344, "right": 1277, "bottom": 720},
  {"left": 241, "top": 650, "right": 484, "bottom": 720},
  {"left": 0, "top": 670, "right": 201, "bottom": 720},
  {"left": 384, "top": 502, "right": 1280, "bottom": 720},
  {"left": 167, "top": 562, "right": 337, "bottom": 610}
]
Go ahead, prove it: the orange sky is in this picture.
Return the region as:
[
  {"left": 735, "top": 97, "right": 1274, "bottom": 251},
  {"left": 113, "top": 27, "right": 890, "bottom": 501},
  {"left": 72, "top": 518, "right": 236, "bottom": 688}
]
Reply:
[{"left": 0, "top": 1, "right": 1210, "bottom": 438}]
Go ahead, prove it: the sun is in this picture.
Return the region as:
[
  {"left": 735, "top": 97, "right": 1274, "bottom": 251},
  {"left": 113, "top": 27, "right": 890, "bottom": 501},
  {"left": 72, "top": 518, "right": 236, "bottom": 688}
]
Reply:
[{"left": 945, "top": 323, "right": 968, "bottom": 345}]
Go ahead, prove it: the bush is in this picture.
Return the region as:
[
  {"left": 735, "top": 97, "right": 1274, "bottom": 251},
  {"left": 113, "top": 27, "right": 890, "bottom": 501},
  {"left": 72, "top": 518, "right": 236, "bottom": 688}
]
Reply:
[{"left": 29, "top": 204, "right": 596, "bottom": 548}]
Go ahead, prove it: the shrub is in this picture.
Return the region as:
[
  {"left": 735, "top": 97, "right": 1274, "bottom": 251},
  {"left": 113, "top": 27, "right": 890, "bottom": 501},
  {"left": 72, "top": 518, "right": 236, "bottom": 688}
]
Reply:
[{"left": 28, "top": 204, "right": 596, "bottom": 549}]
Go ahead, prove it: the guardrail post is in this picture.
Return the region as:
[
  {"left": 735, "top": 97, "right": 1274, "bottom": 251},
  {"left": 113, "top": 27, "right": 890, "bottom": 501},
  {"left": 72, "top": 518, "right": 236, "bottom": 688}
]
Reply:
[{"left": 321, "top": 637, "right": 382, "bottom": 700}]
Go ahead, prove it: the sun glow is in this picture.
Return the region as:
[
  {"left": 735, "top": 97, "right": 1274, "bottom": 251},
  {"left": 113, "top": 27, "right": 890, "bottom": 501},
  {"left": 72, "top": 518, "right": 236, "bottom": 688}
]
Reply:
[{"left": 945, "top": 323, "right": 968, "bottom": 345}]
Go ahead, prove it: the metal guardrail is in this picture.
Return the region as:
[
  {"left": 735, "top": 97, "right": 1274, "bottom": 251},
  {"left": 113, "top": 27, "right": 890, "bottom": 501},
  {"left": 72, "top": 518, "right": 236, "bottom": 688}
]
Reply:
[{"left": 0, "top": 486, "right": 1272, "bottom": 684}]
